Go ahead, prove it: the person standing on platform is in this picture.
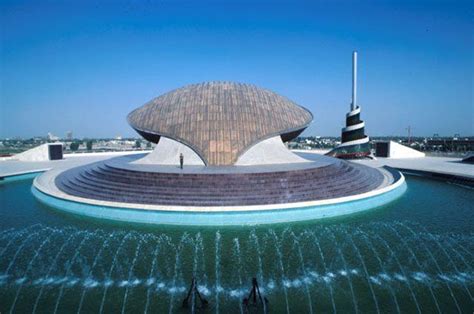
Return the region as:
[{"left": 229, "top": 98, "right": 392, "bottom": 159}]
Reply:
[{"left": 180, "top": 153, "right": 184, "bottom": 169}]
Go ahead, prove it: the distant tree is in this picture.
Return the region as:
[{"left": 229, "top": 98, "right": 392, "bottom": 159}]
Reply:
[
  {"left": 146, "top": 141, "right": 151, "bottom": 149},
  {"left": 86, "top": 140, "right": 93, "bottom": 151},
  {"left": 134, "top": 140, "right": 141, "bottom": 149},
  {"left": 70, "top": 142, "right": 80, "bottom": 151}
]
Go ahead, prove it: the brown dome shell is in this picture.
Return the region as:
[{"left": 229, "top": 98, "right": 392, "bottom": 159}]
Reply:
[{"left": 127, "top": 81, "right": 313, "bottom": 166}]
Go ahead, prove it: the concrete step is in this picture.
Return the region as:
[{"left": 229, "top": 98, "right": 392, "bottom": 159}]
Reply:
[{"left": 55, "top": 160, "right": 386, "bottom": 206}]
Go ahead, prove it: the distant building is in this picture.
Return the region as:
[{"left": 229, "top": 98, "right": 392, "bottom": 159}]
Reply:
[
  {"left": 426, "top": 137, "right": 474, "bottom": 152},
  {"left": 66, "top": 131, "right": 73, "bottom": 140},
  {"left": 47, "top": 132, "right": 59, "bottom": 141}
]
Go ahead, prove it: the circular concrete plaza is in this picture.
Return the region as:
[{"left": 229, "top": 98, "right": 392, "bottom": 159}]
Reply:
[{"left": 33, "top": 81, "right": 406, "bottom": 225}]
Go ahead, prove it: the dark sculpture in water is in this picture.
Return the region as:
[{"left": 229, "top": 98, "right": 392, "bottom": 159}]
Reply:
[
  {"left": 182, "top": 277, "right": 208, "bottom": 309},
  {"left": 243, "top": 277, "right": 269, "bottom": 311}
]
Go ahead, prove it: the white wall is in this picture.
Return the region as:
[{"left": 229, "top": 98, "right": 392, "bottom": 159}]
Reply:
[
  {"left": 134, "top": 136, "right": 312, "bottom": 166},
  {"left": 14, "top": 143, "right": 63, "bottom": 162},
  {"left": 389, "top": 141, "right": 425, "bottom": 158},
  {"left": 133, "top": 137, "right": 205, "bottom": 166},
  {"left": 236, "top": 136, "right": 310, "bottom": 165}
]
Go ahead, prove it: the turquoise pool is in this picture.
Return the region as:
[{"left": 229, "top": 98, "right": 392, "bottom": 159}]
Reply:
[{"left": 0, "top": 175, "right": 473, "bottom": 312}]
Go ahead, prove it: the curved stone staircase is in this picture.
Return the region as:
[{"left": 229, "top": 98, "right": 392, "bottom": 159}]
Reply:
[{"left": 55, "top": 160, "right": 387, "bottom": 207}]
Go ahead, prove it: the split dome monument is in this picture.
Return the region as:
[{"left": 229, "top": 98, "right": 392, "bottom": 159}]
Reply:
[{"left": 33, "top": 72, "right": 406, "bottom": 226}]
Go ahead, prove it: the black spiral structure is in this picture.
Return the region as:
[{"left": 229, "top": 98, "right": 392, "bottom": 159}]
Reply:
[
  {"left": 343, "top": 106, "right": 366, "bottom": 143},
  {"left": 327, "top": 51, "right": 371, "bottom": 159}
]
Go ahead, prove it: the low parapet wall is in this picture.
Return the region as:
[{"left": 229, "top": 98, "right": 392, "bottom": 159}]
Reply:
[{"left": 32, "top": 173, "right": 406, "bottom": 226}]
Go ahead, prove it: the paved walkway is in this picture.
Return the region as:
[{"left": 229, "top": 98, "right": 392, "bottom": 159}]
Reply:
[
  {"left": 0, "top": 151, "right": 149, "bottom": 177},
  {"left": 105, "top": 153, "right": 334, "bottom": 174},
  {"left": 355, "top": 156, "right": 474, "bottom": 179},
  {"left": 294, "top": 150, "right": 473, "bottom": 179},
  {"left": 2, "top": 149, "right": 472, "bottom": 179},
  {"left": 1, "top": 150, "right": 337, "bottom": 176}
]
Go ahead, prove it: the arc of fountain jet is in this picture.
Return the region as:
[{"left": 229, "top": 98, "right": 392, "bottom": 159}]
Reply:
[
  {"left": 249, "top": 230, "right": 267, "bottom": 313},
  {"left": 445, "top": 238, "right": 474, "bottom": 273},
  {"left": 343, "top": 229, "right": 381, "bottom": 314},
  {"left": 10, "top": 229, "right": 59, "bottom": 313},
  {"left": 0, "top": 227, "right": 15, "bottom": 238},
  {"left": 418, "top": 225, "right": 473, "bottom": 301},
  {"left": 196, "top": 232, "right": 208, "bottom": 300},
  {"left": 290, "top": 231, "right": 314, "bottom": 314},
  {"left": 53, "top": 231, "right": 96, "bottom": 314},
  {"left": 0, "top": 225, "right": 42, "bottom": 255},
  {"left": 195, "top": 233, "right": 209, "bottom": 296},
  {"left": 98, "top": 232, "right": 135, "bottom": 314},
  {"left": 372, "top": 233, "right": 421, "bottom": 313},
  {"left": 356, "top": 228, "right": 400, "bottom": 313},
  {"left": 232, "top": 238, "right": 244, "bottom": 314},
  {"left": 214, "top": 231, "right": 222, "bottom": 314},
  {"left": 144, "top": 241, "right": 162, "bottom": 314},
  {"left": 398, "top": 223, "right": 462, "bottom": 312},
  {"left": 121, "top": 237, "right": 144, "bottom": 314},
  {"left": 76, "top": 232, "right": 117, "bottom": 314},
  {"left": 191, "top": 236, "right": 199, "bottom": 314},
  {"left": 448, "top": 238, "right": 474, "bottom": 259},
  {"left": 307, "top": 230, "right": 337, "bottom": 313},
  {"left": 32, "top": 231, "right": 84, "bottom": 314},
  {"left": 325, "top": 227, "right": 359, "bottom": 313},
  {"left": 385, "top": 224, "right": 442, "bottom": 313},
  {"left": 4, "top": 228, "right": 45, "bottom": 275},
  {"left": 0, "top": 225, "right": 40, "bottom": 259},
  {"left": 167, "top": 233, "right": 189, "bottom": 314},
  {"left": 269, "top": 230, "right": 290, "bottom": 314}
]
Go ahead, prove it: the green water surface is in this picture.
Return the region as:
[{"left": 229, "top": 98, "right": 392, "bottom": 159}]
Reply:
[{"left": 0, "top": 175, "right": 472, "bottom": 313}]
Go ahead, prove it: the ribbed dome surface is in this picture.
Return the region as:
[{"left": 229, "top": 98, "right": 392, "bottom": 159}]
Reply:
[{"left": 128, "top": 82, "right": 313, "bottom": 166}]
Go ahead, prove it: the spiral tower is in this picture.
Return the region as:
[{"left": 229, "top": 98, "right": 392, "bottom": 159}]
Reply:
[{"left": 327, "top": 51, "right": 371, "bottom": 159}]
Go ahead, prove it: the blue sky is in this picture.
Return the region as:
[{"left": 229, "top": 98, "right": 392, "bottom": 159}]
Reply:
[{"left": 1, "top": 0, "right": 472, "bottom": 138}]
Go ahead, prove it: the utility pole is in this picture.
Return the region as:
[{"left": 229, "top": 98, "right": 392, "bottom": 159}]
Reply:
[{"left": 406, "top": 126, "right": 412, "bottom": 145}]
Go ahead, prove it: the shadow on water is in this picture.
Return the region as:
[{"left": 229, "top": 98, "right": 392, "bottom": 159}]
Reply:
[{"left": 0, "top": 175, "right": 473, "bottom": 312}]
